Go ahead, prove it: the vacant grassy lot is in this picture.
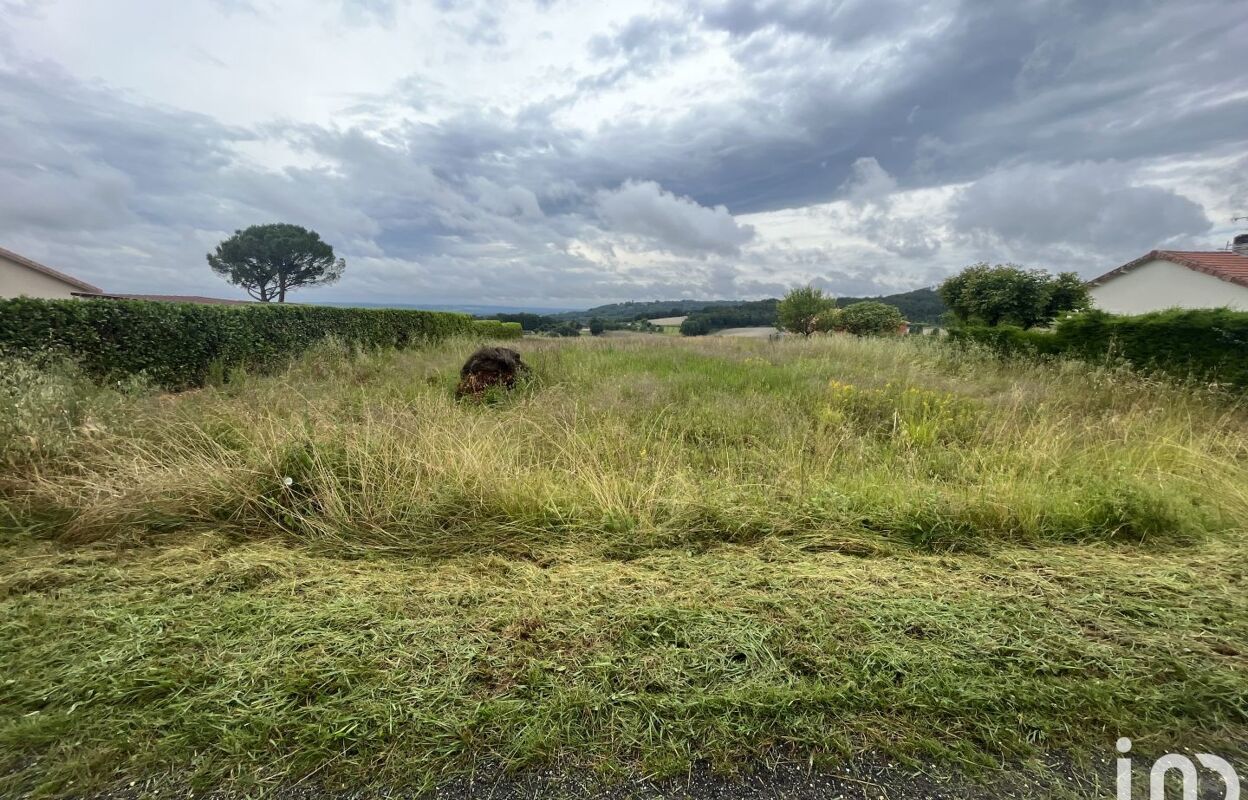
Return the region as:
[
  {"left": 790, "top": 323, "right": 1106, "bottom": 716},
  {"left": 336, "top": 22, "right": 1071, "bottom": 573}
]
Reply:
[{"left": 2, "top": 335, "right": 1246, "bottom": 796}]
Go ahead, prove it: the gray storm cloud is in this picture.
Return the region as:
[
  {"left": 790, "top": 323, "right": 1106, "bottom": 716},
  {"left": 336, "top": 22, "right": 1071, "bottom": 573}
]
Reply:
[{"left": 952, "top": 162, "right": 1213, "bottom": 253}]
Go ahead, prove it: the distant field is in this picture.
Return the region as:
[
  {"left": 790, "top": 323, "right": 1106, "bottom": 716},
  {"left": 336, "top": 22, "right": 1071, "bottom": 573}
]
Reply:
[
  {"left": 2, "top": 336, "right": 1246, "bottom": 797},
  {"left": 714, "top": 325, "right": 779, "bottom": 338}
]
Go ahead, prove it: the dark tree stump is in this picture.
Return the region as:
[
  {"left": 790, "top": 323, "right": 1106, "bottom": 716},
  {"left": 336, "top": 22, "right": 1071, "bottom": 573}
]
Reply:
[{"left": 455, "top": 346, "right": 528, "bottom": 399}]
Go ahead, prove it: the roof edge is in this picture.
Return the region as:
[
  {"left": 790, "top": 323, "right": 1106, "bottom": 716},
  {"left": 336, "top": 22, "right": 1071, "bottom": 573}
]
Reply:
[
  {"left": 1085, "top": 250, "right": 1248, "bottom": 291},
  {"left": 0, "top": 245, "right": 102, "bottom": 293}
]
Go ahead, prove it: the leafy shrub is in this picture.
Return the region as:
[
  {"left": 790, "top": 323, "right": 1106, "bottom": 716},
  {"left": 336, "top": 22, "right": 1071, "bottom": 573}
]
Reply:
[
  {"left": 834, "top": 301, "right": 906, "bottom": 336},
  {"left": 679, "top": 316, "right": 713, "bottom": 336},
  {"left": 0, "top": 298, "right": 489, "bottom": 389},
  {"left": 544, "top": 321, "right": 583, "bottom": 337},
  {"left": 813, "top": 307, "right": 841, "bottom": 333},
  {"left": 947, "top": 324, "right": 1061, "bottom": 356},
  {"left": 1057, "top": 308, "right": 1248, "bottom": 387},
  {"left": 472, "top": 319, "right": 523, "bottom": 339},
  {"left": 951, "top": 308, "right": 1248, "bottom": 388},
  {"left": 776, "top": 286, "right": 835, "bottom": 336}
]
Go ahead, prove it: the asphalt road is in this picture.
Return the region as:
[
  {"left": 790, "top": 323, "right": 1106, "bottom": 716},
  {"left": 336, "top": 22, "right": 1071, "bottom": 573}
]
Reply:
[{"left": 156, "top": 754, "right": 1134, "bottom": 800}]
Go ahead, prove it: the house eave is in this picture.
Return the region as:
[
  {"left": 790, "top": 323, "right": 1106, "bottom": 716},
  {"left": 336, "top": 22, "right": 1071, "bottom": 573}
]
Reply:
[
  {"left": 0, "top": 245, "right": 102, "bottom": 294},
  {"left": 1085, "top": 250, "right": 1248, "bottom": 291}
]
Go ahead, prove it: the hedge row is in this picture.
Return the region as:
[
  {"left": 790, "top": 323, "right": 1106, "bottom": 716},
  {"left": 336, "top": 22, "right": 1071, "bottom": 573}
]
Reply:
[
  {"left": 950, "top": 308, "right": 1248, "bottom": 389},
  {"left": 471, "top": 319, "right": 524, "bottom": 340},
  {"left": 0, "top": 298, "right": 521, "bottom": 389},
  {"left": 946, "top": 324, "right": 1061, "bottom": 356}
]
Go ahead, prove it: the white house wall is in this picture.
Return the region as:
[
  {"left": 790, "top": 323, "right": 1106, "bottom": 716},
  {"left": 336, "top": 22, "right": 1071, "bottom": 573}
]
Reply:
[
  {"left": 1089, "top": 258, "right": 1248, "bottom": 314},
  {"left": 0, "top": 253, "right": 83, "bottom": 299}
]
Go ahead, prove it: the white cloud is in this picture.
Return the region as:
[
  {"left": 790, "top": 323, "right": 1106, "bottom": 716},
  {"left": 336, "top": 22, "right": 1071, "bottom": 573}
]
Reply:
[
  {"left": 595, "top": 180, "right": 755, "bottom": 256},
  {"left": 839, "top": 157, "right": 898, "bottom": 206},
  {"left": 833, "top": 158, "right": 943, "bottom": 258}
]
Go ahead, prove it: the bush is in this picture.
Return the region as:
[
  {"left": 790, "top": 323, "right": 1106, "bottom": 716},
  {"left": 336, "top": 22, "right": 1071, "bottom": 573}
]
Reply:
[
  {"left": 545, "top": 321, "right": 583, "bottom": 337},
  {"left": 947, "top": 324, "right": 1061, "bottom": 356},
  {"left": 1057, "top": 308, "right": 1248, "bottom": 387},
  {"left": 776, "top": 286, "right": 835, "bottom": 336},
  {"left": 951, "top": 308, "right": 1248, "bottom": 388},
  {"left": 679, "top": 316, "right": 713, "bottom": 336},
  {"left": 0, "top": 298, "right": 491, "bottom": 389},
  {"left": 835, "top": 301, "right": 906, "bottom": 336},
  {"left": 813, "top": 307, "right": 842, "bottom": 333},
  {"left": 472, "top": 319, "right": 523, "bottom": 339}
]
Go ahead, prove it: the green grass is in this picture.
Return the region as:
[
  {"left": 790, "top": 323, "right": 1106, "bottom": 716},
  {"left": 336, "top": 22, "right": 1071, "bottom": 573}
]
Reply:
[{"left": 1, "top": 335, "right": 1246, "bottom": 796}]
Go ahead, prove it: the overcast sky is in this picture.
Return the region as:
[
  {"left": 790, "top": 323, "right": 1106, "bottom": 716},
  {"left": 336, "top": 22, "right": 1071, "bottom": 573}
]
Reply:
[{"left": 2, "top": 0, "right": 1245, "bottom": 307}]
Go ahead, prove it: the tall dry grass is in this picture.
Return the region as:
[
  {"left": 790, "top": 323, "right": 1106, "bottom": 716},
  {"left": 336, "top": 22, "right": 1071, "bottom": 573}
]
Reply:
[{"left": 5, "top": 334, "right": 1245, "bottom": 555}]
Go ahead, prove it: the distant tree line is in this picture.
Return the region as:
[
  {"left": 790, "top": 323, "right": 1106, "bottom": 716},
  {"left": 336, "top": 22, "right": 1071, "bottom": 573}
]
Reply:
[
  {"left": 486, "top": 313, "right": 581, "bottom": 336},
  {"left": 677, "top": 288, "right": 948, "bottom": 336},
  {"left": 635, "top": 307, "right": 693, "bottom": 321},
  {"left": 679, "top": 299, "right": 779, "bottom": 335},
  {"left": 481, "top": 313, "right": 656, "bottom": 337},
  {"left": 549, "top": 300, "right": 746, "bottom": 324},
  {"left": 488, "top": 312, "right": 558, "bottom": 331},
  {"left": 484, "top": 264, "right": 1088, "bottom": 340}
]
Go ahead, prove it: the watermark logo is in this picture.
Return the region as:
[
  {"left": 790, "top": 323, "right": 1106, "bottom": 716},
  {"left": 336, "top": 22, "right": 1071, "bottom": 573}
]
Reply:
[{"left": 1117, "top": 737, "right": 1240, "bottom": 799}]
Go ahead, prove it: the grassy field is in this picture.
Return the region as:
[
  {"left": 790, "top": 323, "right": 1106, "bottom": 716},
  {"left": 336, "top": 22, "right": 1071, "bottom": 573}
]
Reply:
[{"left": 2, "top": 335, "right": 1247, "bottom": 797}]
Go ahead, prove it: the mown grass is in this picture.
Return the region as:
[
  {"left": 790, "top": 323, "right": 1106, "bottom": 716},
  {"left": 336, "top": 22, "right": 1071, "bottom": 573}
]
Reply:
[{"left": 1, "top": 334, "right": 1246, "bottom": 796}]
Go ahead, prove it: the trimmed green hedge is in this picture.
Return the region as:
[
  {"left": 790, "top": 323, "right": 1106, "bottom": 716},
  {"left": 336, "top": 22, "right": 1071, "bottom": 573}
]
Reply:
[
  {"left": 0, "top": 298, "right": 517, "bottom": 389},
  {"left": 471, "top": 319, "right": 523, "bottom": 340},
  {"left": 947, "top": 324, "right": 1061, "bottom": 356},
  {"left": 950, "top": 308, "right": 1248, "bottom": 389}
]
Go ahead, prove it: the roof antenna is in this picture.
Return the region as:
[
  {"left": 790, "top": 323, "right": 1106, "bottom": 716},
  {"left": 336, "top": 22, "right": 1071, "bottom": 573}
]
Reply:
[{"left": 1226, "top": 216, "right": 1248, "bottom": 255}]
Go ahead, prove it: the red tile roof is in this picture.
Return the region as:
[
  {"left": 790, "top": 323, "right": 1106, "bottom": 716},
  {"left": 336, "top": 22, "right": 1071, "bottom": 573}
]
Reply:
[
  {"left": 0, "top": 245, "right": 102, "bottom": 293},
  {"left": 1088, "top": 250, "right": 1248, "bottom": 290},
  {"left": 72, "top": 292, "right": 253, "bottom": 305}
]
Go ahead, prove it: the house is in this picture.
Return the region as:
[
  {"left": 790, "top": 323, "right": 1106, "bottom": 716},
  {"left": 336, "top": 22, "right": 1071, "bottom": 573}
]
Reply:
[
  {"left": 1087, "top": 238, "right": 1248, "bottom": 314},
  {"left": 0, "top": 245, "right": 101, "bottom": 299}
]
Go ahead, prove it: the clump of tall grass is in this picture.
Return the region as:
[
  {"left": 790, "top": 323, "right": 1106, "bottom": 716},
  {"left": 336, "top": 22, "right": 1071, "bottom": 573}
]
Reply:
[{"left": 0, "top": 354, "right": 145, "bottom": 466}]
